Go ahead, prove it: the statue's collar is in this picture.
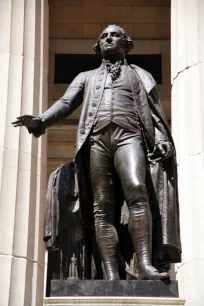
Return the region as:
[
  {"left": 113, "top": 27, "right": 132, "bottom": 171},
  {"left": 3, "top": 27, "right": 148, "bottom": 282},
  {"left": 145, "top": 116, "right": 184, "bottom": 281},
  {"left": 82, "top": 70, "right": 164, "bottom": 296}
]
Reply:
[{"left": 101, "top": 58, "right": 128, "bottom": 69}]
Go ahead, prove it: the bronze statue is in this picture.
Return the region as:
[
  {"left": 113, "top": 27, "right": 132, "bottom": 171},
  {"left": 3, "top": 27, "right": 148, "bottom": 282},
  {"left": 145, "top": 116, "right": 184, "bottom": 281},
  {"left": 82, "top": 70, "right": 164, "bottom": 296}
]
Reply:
[{"left": 13, "top": 25, "right": 181, "bottom": 281}]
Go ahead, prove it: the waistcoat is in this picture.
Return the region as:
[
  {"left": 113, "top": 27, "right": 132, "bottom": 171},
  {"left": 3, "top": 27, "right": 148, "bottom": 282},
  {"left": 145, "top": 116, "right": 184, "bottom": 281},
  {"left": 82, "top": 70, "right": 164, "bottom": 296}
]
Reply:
[{"left": 93, "top": 65, "right": 141, "bottom": 134}]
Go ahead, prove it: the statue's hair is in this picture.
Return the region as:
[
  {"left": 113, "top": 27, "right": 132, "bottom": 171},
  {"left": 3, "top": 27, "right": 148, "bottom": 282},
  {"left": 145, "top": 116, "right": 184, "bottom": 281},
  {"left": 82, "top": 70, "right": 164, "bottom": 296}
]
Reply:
[{"left": 93, "top": 24, "right": 134, "bottom": 54}]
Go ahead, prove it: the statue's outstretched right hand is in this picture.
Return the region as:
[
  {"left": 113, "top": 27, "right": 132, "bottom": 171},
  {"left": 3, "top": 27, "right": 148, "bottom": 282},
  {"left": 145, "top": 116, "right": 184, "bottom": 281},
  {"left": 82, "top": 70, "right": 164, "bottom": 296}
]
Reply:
[{"left": 12, "top": 115, "right": 44, "bottom": 137}]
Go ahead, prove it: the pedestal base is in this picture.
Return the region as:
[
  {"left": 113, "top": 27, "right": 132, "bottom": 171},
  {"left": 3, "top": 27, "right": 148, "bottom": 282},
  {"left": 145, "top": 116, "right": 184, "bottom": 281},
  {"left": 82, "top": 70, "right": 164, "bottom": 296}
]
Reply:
[
  {"left": 50, "top": 280, "right": 179, "bottom": 298},
  {"left": 45, "top": 280, "right": 185, "bottom": 306}
]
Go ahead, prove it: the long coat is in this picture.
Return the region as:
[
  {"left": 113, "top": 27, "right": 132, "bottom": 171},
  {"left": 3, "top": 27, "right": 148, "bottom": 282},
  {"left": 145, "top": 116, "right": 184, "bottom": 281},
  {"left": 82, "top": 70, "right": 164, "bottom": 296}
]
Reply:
[{"left": 41, "top": 64, "right": 181, "bottom": 267}]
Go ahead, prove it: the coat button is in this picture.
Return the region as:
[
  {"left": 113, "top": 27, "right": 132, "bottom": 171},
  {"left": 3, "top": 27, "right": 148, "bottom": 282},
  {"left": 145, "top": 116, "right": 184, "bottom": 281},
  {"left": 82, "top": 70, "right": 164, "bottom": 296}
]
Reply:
[
  {"left": 80, "top": 129, "right": 85, "bottom": 134},
  {"left": 89, "top": 112, "right": 93, "bottom": 117},
  {"left": 96, "top": 85, "right": 100, "bottom": 89},
  {"left": 92, "top": 103, "right": 96, "bottom": 107}
]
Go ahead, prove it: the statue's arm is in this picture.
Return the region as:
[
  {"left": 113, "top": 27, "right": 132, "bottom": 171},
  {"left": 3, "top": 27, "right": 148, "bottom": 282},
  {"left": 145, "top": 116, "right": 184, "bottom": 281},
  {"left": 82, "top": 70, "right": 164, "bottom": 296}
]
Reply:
[
  {"left": 148, "top": 88, "right": 170, "bottom": 131},
  {"left": 40, "top": 72, "right": 85, "bottom": 130},
  {"left": 12, "top": 72, "right": 85, "bottom": 137},
  {"left": 151, "top": 112, "right": 170, "bottom": 145},
  {"left": 148, "top": 88, "right": 173, "bottom": 160}
]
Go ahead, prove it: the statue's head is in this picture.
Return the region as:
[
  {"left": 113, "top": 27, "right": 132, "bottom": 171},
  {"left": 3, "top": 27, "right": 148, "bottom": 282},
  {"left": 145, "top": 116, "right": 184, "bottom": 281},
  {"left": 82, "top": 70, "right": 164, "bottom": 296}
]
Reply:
[{"left": 93, "top": 25, "right": 134, "bottom": 56}]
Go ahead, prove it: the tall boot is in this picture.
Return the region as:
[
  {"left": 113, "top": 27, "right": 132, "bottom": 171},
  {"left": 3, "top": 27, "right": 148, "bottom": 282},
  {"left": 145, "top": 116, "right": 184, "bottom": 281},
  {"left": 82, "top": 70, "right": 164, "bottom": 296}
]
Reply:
[
  {"left": 95, "top": 223, "right": 120, "bottom": 280},
  {"left": 104, "top": 261, "right": 120, "bottom": 280},
  {"left": 128, "top": 202, "right": 169, "bottom": 280}
]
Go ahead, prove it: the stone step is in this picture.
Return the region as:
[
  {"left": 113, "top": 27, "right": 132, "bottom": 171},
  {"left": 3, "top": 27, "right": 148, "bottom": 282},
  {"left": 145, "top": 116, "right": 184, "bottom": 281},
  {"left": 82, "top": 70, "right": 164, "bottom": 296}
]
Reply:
[{"left": 44, "top": 296, "right": 185, "bottom": 306}]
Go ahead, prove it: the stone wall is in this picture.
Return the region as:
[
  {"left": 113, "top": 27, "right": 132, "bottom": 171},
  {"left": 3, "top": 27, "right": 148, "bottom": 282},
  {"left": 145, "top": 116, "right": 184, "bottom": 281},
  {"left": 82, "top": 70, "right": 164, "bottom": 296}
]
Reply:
[
  {"left": 171, "top": 0, "right": 204, "bottom": 305},
  {"left": 0, "top": 1, "right": 49, "bottom": 305},
  {"left": 49, "top": 0, "right": 170, "bottom": 40}
]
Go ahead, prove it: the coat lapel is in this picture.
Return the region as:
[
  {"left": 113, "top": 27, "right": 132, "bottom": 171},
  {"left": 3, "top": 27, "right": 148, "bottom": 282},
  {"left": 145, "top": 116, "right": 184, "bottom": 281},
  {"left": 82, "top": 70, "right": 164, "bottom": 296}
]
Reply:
[
  {"left": 130, "top": 64, "right": 156, "bottom": 94},
  {"left": 127, "top": 66, "right": 155, "bottom": 144}
]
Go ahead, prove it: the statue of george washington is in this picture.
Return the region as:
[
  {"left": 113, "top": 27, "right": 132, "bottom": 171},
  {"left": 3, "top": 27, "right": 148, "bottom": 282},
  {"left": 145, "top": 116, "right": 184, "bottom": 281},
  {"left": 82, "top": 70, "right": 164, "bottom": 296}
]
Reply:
[{"left": 13, "top": 25, "right": 181, "bottom": 281}]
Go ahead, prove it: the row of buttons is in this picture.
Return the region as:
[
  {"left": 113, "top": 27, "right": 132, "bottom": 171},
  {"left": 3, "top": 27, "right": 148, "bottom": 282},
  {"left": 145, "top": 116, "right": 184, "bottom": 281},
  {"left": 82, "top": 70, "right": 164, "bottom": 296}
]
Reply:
[
  {"left": 110, "top": 84, "right": 115, "bottom": 120},
  {"left": 95, "top": 68, "right": 105, "bottom": 97},
  {"left": 85, "top": 119, "right": 93, "bottom": 126},
  {"left": 80, "top": 102, "right": 97, "bottom": 133},
  {"left": 80, "top": 68, "right": 105, "bottom": 134}
]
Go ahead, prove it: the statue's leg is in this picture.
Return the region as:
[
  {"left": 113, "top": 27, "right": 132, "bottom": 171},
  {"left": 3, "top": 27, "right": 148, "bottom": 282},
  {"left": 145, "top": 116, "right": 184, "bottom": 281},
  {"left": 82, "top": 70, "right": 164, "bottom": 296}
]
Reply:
[
  {"left": 90, "top": 142, "right": 120, "bottom": 280},
  {"left": 114, "top": 135, "right": 168, "bottom": 280}
]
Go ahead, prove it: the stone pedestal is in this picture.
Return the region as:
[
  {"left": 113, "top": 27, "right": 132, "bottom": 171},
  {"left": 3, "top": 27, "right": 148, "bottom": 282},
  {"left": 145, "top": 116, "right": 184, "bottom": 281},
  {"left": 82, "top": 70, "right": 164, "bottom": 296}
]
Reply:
[
  {"left": 44, "top": 280, "right": 185, "bottom": 306},
  {"left": 50, "top": 280, "right": 179, "bottom": 298}
]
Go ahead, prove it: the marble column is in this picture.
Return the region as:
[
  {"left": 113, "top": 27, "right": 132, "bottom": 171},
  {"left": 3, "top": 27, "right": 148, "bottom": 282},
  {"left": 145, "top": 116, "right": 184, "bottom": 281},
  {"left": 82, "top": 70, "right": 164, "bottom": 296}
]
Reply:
[
  {"left": 0, "top": 1, "right": 49, "bottom": 305},
  {"left": 171, "top": 1, "right": 204, "bottom": 305}
]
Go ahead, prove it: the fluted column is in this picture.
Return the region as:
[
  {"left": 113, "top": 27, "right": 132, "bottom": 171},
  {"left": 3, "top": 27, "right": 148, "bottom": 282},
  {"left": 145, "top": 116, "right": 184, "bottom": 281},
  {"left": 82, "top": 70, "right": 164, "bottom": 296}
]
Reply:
[
  {"left": 171, "top": 1, "right": 204, "bottom": 305},
  {"left": 0, "top": 1, "right": 48, "bottom": 305}
]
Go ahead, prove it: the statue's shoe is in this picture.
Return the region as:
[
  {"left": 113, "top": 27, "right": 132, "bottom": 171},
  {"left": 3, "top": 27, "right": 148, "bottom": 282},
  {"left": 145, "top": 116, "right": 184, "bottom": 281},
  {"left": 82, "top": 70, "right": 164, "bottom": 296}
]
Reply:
[
  {"left": 159, "top": 271, "right": 170, "bottom": 279},
  {"left": 107, "top": 273, "right": 120, "bottom": 280},
  {"left": 138, "top": 265, "right": 170, "bottom": 280}
]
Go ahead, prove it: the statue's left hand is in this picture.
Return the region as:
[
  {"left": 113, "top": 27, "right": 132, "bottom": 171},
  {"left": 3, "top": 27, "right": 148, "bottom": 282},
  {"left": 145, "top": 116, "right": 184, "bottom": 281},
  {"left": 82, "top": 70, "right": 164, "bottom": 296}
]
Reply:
[
  {"left": 148, "top": 141, "right": 173, "bottom": 162},
  {"left": 155, "top": 141, "right": 173, "bottom": 160}
]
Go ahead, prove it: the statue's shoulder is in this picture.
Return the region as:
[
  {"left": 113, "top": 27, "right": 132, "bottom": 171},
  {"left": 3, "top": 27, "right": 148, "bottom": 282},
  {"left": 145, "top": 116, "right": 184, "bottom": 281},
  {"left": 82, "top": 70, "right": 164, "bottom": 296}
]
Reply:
[
  {"left": 130, "top": 64, "right": 157, "bottom": 94},
  {"left": 84, "top": 67, "right": 99, "bottom": 74},
  {"left": 80, "top": 67, "right": 100, "bottom": 82}
]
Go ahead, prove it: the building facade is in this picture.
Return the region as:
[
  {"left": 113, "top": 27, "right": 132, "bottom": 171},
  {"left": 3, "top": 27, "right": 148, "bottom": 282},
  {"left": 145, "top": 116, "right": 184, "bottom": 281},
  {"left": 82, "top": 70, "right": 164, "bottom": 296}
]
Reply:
[{"left": 0, "top": 0, "right": 203, "bottom": 305}]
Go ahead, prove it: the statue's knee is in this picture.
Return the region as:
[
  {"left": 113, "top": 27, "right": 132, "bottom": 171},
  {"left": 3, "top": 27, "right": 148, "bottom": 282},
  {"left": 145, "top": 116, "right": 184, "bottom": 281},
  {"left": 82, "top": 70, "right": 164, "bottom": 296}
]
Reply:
[
  {"left": 126, "top": 183, "right": 148, "bottom": 206},
  {"left": 93, "top": 198, "right": 115, "bottom": 226}
]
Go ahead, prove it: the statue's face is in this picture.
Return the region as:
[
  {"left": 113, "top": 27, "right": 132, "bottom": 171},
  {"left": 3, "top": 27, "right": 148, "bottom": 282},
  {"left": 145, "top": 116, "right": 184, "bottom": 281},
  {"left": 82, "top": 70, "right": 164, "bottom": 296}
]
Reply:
[{"left": 99, "top": 25, "right": 126, "bottom": 56}]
